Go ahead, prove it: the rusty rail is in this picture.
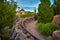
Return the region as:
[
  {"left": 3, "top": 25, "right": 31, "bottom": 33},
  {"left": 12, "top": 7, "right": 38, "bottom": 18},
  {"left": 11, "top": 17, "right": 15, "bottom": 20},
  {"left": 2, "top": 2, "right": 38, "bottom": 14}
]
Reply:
[
  {"left": 20, "top": 16, "right": 40, "bottom": 40},
  {"left": 10, "top": 16, "right": 40, "bottom": 40}
]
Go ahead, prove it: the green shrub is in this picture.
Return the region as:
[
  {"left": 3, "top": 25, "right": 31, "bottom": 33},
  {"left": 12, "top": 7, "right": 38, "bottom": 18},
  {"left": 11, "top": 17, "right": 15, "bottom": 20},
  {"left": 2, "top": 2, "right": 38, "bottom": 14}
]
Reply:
[
  {"left": 20, "top": 13, "right": 35, "bottom": 18},
  {"left": 1, "top": 27, "right": 10, "bottom": 38},
  {"left": 37, "top": 23, "right": 57, "bottom": 36}
]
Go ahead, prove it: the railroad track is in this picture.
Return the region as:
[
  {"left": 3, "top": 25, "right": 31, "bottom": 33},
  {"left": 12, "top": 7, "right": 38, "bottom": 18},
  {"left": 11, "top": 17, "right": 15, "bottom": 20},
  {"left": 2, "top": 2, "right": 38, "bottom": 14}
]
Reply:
[{"left": 10, "top": 16, "right": 40, "bottom": 40}]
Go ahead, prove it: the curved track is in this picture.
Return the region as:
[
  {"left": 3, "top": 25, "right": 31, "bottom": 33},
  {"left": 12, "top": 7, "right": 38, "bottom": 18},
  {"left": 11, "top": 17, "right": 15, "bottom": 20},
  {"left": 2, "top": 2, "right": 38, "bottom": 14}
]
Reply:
[{"left": 10, "top": 16, "right": 46, "bottom": 40}]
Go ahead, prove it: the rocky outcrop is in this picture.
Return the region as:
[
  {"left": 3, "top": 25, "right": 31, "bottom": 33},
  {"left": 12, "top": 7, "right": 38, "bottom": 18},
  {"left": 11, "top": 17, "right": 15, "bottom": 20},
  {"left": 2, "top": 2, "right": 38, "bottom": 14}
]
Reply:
[
  {"left": 47, "top": 30, "right": 60, "bottom": 40},
  {"left": 52, "top": 30, "right": 60, "bottom": 40},
  {"left": 52, "top": 15, "right": 60, "bottom": 29}
]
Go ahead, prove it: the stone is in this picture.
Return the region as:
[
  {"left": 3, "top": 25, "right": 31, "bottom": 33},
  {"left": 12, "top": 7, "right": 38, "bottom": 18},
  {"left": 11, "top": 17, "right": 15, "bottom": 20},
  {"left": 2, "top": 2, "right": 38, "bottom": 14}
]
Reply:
[
  {"left": 52, "top": 15, "right": 60, "bottom": 29},
  {"left": 26, "top": 33, "right": 31, "bottom": 38},
  {"left": 52, "top": 30, "right": 60, "bottom": 40},
  {"left": 0, "top": 38, "right": 1, "bottom": 40},
  {"left": 47, "top": 36, "right": 53, "bottom": 40}
]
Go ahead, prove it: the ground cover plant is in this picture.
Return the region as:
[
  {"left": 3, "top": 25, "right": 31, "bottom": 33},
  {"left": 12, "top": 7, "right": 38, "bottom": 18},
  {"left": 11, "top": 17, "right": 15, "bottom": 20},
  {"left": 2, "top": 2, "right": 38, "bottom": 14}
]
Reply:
[{"left": 37, "top": 23, "right": 57, "bottom": 36}]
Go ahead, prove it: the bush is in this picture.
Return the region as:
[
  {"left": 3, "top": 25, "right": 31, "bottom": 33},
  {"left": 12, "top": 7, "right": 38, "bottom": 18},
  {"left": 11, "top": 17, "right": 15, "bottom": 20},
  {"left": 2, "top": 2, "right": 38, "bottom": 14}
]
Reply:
[
  {"left": 37, "top": 23, "right": 57, "bottom": 36},
  {"left": 1, "top": 27, "right": 10, "bottom": 39},
  {"left": 20, "top": 13, "right": 35, "bottom": 18}
]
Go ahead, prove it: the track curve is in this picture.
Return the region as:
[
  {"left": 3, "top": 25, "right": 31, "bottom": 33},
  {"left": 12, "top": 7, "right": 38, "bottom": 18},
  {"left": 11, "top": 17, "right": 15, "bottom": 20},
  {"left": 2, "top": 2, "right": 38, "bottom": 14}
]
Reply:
[{"left": 10, "top": 16, "right": 46, "bottom": 40}]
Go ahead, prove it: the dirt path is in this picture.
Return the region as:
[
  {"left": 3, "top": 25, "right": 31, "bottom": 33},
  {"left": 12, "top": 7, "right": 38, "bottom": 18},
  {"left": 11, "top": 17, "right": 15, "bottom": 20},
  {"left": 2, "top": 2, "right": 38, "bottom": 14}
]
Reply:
[{"left": 25, "top": 21, "right": 46, "bottom": 40}]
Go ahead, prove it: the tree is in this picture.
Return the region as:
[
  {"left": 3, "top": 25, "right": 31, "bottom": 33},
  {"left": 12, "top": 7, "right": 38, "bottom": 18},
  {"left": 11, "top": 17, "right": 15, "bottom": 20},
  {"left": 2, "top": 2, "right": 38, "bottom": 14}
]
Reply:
[
  {"left": 38, "top": 0, "right": 53, "bottom": 23},
  {"left": 0, "top": 0, "right": 16, "bottom": 40},
  {"left": 0, "top": 0, "right": 4, "bottom": 2},
  {"left": 53, "top": 0, "right": 60, "bottom": 15},
  {"left": 4, "top": 0, "right": 7, "bottom": 2},
  {"left": 10, "top": 0, "right": 17, "bottom": 10},
  {"left": 34, "top": 9, "right": 36, "bottom": 13},
  {"left": 4, "top": 0, "right": 17, "bottom": 10}
]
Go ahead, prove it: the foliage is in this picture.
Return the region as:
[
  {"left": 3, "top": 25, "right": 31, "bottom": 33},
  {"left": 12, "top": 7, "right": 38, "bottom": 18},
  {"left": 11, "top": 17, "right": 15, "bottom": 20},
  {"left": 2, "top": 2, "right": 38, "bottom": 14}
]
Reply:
[
  {"left": 0, "top": 27, "right": 10, "bottom": 40},
  {"left": 37, "top": 0, "right": 53, "bottom": 23},
  {"left": 0, "top": 0, "right": 16, "bottom": 39},
  {"left": 0, "top": 0, "right": 4, "bottom": 2},
  {"left": 10, "top": 0, "right": 17, "bottom": 10},
  {"left": 53, "top": 0, "right": 60, "bottom": 15},
  {"left": 37, "top": 23, "right": 57, "bottom": 36},
  {"left": 20, "top": 12, "right": 35, "bottom": 18},
  {"left": 0, "top": 3, "right": 16, "bottom": 27},
  {"left": 34, "top": 9, "right": 36, "bottom": 13}
]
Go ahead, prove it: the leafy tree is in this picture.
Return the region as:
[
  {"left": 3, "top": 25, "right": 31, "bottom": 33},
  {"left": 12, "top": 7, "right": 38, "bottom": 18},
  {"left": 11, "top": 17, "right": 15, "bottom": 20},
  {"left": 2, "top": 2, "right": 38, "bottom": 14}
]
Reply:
[
  {"left": 4, "top": 0, "right": 7, "bottom": 2},
  {"left": 10, "top": 0, "right": 17, "bottom": 10},
  {"left": 34, "top": 9, "right": 36, "bottom": 13},
  {"left": 0, "top": 2, "right": 16, "bottom": 28},
  {"left": 38, "top": 0, "right": 53, "bottom": 23},
  {"left": 53, "top": 0, "right": 60, "bottom": 15},
  {"left": 0, "top": 0, "right": 4, "bottom": 2},
  {"left": 0, "top": 0, "right": 16, "bottom": 40}
]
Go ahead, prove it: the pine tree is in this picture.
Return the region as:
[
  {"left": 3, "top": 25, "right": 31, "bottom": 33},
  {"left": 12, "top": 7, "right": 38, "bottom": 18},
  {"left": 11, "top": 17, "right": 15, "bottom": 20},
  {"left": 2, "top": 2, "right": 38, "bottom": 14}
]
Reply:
[
  {"left": 34, "top": 9, "right": 36, "bottom": 13},
  {"left": 38, "top": 0, "right": 53, "bottom": 23},
  {"left": 53, "top": 0, "right": 60, "bottom": 15}
]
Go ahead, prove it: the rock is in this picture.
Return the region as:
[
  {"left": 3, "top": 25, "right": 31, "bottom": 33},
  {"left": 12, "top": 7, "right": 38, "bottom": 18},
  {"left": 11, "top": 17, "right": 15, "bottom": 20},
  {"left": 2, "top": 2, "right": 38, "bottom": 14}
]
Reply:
[
  {"left": 52, "top": 30, "right": 60, "bottom": 40},
  {"left": 47, "top": 36, "right": 53, "bottom": 40},
  {"left": 26, "top": 33, "right": 31, "bottom": 38},
  {"left": 26, "top": 38, "right": 32, "bottom": 40},
  {"left": 0, "top": 38, "right": 1, "bottom": 40},
  {"left": 52, "top": 15, "right": 60, "bottom": 29}
]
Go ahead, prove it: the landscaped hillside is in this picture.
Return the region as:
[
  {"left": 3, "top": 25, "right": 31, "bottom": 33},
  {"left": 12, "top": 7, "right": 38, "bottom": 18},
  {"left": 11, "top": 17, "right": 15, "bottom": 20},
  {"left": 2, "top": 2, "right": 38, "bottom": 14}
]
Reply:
[{"left": 20, "top": 11, "right": 36, "bottom": 18}]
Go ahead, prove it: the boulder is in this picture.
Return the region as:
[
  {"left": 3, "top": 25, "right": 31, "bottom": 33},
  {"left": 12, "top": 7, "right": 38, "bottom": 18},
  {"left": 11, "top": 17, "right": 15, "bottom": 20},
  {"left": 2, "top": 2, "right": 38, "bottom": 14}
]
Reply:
[
  {"left": 52, "top": 30, "right": 60, "bottom": 40},
  {"left": 52, "top": 15, "right": 60, "bottom": 29},
  {"left": 47, "top": 36, "right": 53, "bottom": 40}
]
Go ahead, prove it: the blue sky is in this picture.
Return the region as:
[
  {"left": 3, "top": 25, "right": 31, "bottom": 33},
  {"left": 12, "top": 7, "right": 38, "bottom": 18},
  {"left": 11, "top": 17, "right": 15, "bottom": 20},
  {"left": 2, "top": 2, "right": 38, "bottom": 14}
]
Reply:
[
  {"left": 14, "top": 0, "right": 54, "bottom": 12},
  {"left": 16, "top": 0, "right": 40, "bottom": 12}
]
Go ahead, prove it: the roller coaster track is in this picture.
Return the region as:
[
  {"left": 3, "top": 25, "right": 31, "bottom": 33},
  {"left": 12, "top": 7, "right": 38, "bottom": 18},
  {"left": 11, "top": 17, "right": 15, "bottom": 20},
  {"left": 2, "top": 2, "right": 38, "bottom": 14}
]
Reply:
[{"left": 10, "top": 16, "right": 45, "bottom": 40}]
